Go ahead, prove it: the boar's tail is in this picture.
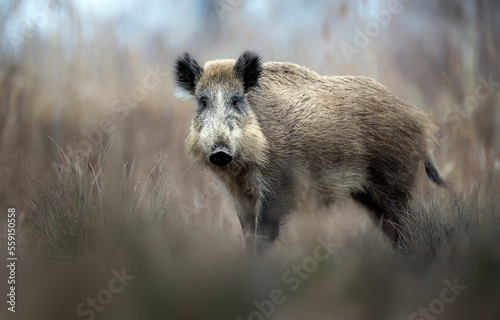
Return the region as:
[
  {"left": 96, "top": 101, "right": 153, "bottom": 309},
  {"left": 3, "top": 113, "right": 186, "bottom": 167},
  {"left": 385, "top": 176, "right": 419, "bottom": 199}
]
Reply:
[{"left": 425, "top": 158, "right": 446, "bottom": 187}]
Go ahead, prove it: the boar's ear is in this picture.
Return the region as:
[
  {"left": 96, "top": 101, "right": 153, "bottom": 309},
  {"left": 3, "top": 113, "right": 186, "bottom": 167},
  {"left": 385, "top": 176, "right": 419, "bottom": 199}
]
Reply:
[
  {"left": 234, "top": 51, "right": 262, "bottom": 92},
  {"left": 174, "top": 53, "right": 203, "bottom": 97}
]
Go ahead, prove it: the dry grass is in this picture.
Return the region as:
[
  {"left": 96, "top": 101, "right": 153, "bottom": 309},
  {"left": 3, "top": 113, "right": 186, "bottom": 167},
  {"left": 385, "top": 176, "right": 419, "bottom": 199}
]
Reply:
[{"left": 1, "top": 1, "right": 500, "bottom": 319}]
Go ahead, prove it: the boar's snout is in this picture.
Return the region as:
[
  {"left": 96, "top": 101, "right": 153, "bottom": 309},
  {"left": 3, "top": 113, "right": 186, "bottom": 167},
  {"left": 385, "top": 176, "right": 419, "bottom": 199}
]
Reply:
[{"left": 210, "top": 145, "right": 233, "bottom": 166}]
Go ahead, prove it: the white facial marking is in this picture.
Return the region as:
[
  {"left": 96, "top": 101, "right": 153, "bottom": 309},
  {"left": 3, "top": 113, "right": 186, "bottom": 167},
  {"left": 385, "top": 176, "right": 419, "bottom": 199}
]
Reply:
[{"left": 216, "top": 89, "right": 225, "bottom": 119}]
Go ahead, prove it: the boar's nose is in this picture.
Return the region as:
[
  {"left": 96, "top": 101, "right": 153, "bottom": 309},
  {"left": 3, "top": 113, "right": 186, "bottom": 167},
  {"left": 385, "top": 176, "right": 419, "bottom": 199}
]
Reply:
[{"left": 210, "top": 145, "right": 233, "bottom": 166}]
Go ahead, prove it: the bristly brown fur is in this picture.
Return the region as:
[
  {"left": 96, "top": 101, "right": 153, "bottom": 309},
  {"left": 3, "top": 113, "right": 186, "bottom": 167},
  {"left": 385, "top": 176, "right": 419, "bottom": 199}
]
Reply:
[{"left": 174, "top": 51, "right": 444, "bottom": 255}]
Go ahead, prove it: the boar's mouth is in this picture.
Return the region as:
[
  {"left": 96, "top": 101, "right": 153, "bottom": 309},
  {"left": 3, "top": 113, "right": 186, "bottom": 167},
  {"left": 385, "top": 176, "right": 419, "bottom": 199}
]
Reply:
[{"left": 209, "top": 145, "right": 233, "bottom": 166}]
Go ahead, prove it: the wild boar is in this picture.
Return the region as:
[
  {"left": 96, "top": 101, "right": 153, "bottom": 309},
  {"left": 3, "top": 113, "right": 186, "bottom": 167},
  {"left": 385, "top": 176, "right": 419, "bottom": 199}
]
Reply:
[{"left": 174, "top": 51, "right": 444, "bottom": 254}]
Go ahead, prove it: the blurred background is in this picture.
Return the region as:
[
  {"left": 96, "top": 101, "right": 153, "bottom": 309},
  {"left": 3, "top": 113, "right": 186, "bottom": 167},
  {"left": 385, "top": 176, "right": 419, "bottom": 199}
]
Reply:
[{"left": 0, "top": 1, "right": 499, "bottom": 319}]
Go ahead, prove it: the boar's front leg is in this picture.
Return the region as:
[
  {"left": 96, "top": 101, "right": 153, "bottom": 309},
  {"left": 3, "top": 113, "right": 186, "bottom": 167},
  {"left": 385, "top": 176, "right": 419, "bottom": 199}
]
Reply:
[
  {"left": 236, "top": 194, "right": 287, "bottom": 256},
  {"left": 253, "top": 190, "right": 296, "bottom": 256},
  {"left": 236, "top": 180, "right": 295, "bottom": 256},
  {"left": 235, "top": 198, "right": 260, "bottom": 255}
]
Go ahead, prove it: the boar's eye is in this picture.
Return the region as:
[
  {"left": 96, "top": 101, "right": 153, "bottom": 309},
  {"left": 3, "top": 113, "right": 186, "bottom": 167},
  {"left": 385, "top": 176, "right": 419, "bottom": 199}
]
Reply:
[
  {"left": 231, "top": 97, "right": 238, "bottom": 107},
  {"left": 231, "top": 96, "right": 242, "bottom": 109},
  {"left": 198, "top": 97, "right": 208, "bottom": 110}
]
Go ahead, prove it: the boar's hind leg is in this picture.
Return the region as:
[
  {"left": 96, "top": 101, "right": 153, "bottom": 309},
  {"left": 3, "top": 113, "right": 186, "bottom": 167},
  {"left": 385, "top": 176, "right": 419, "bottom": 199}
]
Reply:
[{"left": 351, "top": 187, "right": 409, "bottom": 249}]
